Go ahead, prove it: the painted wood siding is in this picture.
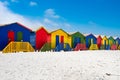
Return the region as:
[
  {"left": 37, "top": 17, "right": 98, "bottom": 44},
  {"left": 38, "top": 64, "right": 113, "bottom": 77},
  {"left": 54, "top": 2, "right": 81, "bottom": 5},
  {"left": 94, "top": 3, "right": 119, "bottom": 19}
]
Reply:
[
  {"left": 86, "top": 34, "right": 97, "bottom": 48},
  {"left": 36, "top": 27, "right": 50, "bottom": 50},
  {"left": 97, "top": 36, "right": 102, "bottom": 49},
  {"left": 51, "top": 29, "right": 71, "bottom": 49},
  {"left": 115, "top": 38, "right": 120, "bottom": 45},
  {"left": 0, "top": 23, "right": 32, "bottom": 50},
  {"left": 71, "top": 32, "right": 85, "bottom": 48},
  {"left": 102, "top": 36, "right": 108, "bottom": 46},
  {"left": 108, "top": 37, "right": 115, "bottom": 46},
  {"left": 30, "top": 32, "right": 36, "bottom": 48}
]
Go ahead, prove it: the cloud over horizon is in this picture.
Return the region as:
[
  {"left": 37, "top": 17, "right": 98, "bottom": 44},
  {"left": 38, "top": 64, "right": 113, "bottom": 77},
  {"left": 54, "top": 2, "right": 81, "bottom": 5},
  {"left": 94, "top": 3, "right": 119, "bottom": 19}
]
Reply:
[
  {"left": 29, "top": 1, "right": 38, "bottom": 6},
  {"left": 0, "top": 1, "right": 118, "bottom": 36},
  {"left": 0, "top": 1, "right": 73, "bottom": 32},
  {"left": 0, "top": 1, "right": 43, "bottom": 31},
  {"left": 44, "top": 9, "right": 60, "bottom": 19},
  {"left": 11, "top": 0, "right": 19, "bottom": 3}
]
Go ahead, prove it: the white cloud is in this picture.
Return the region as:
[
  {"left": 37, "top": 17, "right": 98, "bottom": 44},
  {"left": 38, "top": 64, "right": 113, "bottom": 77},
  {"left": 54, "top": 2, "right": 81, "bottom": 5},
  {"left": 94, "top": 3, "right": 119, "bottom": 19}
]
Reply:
[
  {"left": 1, "top": 1, "right": 9, "bottom": 5},
  {"left": 88, "top": 21, "right": 97, "bottom": 25},
  {"left": 0, "top": 1, "right": 42, "bottom": 31},
  {"left": 64, "top": 23, "right": 71, "bottom": 28},
  {"left": 0, "top": 1, "right": 73, "bottom": 32},
  {"left": 42, "top": 18, "right": 73, "bottom": 32},
  {"left": 29, "top": 1, "right": 37, "bottom": 6},
  {"left": 0, "top": 2, "right": 118, "bottom": 36},
  {"left": 43, "top": 18, "right": 59, "bottom": 30},
  {"left": 43, "top": 18, "right": 59, "bottom": 26},
  {"left": 11, "top": 0, "right": 19, "bottom": 3},
  {"left": 44, "top": 9, "right": 60, "bottom": 19}
]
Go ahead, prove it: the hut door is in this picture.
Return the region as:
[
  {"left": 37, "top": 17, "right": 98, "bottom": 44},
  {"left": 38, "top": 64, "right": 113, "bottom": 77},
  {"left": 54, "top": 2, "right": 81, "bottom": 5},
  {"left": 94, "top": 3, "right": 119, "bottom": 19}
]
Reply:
[
  {"left": 56, "top": 35, "right": 59, "bottom": 47},
  {"left": 113, "top": 40, "right": 115, "bottom": 44},
  {"left": 74, "top": 37, "right": 80, "bottom": 48},
  {"left": 17, "top": 31, "right": 23, "bottom": 41},
  {"left": 116, "top": 41, "right": 118, "bottom": 45},
  {"left": 61, "top": 36, "right": 64, "bottom": 43},
  {"left": 104, "top": 40, "right": 106, "bottom": 47},
  {"left": 30, "top": 33, "right": 36, "bottom": 48},
  {"left": 8, "top": 31, "right": 14, "bottom": 43},
  {"left": 77, "top": 37, "right": 81, "bottom": 43},
  {"left": 91, "top": 39, "right": 93, "bottom": 44}
]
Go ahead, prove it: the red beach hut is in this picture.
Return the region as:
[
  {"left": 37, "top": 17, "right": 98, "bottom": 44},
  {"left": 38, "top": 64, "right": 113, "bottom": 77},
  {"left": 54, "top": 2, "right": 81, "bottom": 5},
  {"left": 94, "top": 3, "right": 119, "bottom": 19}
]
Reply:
[
  {"left": 36, "top": 27, "right": 51, "bottom": 50},
  {"left": 97, "top": 35, "right": 102, "bottom": 49}
]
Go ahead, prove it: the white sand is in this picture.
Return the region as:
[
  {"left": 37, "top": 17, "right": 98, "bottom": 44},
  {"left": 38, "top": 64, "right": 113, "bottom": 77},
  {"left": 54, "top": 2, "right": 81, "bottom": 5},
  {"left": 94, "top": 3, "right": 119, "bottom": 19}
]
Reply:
[{"left": 0, "top": 50, "right": 120, "bottom": 80}]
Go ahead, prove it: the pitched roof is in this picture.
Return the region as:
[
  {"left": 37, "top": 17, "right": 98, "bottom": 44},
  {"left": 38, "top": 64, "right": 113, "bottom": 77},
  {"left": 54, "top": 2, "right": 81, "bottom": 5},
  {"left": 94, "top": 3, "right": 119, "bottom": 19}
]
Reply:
[
  {"left": 102, "top": 36, "right": 108, "bottom": 40},
  {"left": 51, "top": 29, "right": 70, "bottom": 36},
  {"left": 108, "top": 36, "right": 114, "bottom": 40},
  {"left": 116, "top": 37, "right": 120, "bottom": 40},
  {"left": 86, "top": 33, "right": 96, "bottom": 38},
  {"left": 0, "top": 22, "right": 32, "bottom": 31},
  {"left": 71, "top": 31, "right": 85, "bottom": 37},
  {"left": 36, "top": 27, "right": 50, "bottom": 33},
  {"left": 97, "top": 35, "right": 102, "bottom": 39}
]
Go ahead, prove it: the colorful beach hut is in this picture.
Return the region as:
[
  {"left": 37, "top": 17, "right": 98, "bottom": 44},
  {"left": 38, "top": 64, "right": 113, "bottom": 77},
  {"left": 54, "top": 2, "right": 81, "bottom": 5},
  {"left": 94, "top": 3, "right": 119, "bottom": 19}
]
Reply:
[
  {"left": 51, "top": 29, "right": 71, "bottom": 51},
  {"left": 85, "top": 34, "right": 97, "bottom": 48},
  {"left": 0, "top": 22, "right": 32, "bottom": 51},
  {"left": 36, "top": 27, "right": 51, "bottom": 50},
  {"left": 97, "top": 35, "right": 102, "bottom": 49},
  {"left": 71, "top": 32, "right": 85, "bottom": 48},
  {"left": 115, "top": 38, "right": 120, "bottom": 46},
  {"left": 108, "top": 36, "right": 115, "bottom": 47},
  {"left": 101, "top": 36, "right": 110, "bottom": 50},
  {"left": 102, "top": 36, "right": 108, "bottom": 46}
]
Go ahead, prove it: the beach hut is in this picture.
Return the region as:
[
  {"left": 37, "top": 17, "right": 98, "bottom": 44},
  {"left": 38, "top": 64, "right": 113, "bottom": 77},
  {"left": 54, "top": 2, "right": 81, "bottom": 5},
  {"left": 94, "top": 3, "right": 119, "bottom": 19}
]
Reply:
[
  {"left": 85, "top": 34, "right": 97, "bottom": 48},
  {"left": 71, "top": 32, "right": 85, "bottom": 48},
  {"left": 0, "top": 22, "right": 32, "bottom": 51},
  {"left": 101, "top": 36, "right": 109, "bottom": 49},
  {"left": 115, "top": 38, "right": 120, "bottom": 46},
  {"left": 36, "top": 27, "right": 51, "bottom": 50},
  {"left": 102, "top": 36, "right": 108, "bottom": 46},
  {"left": 108, "top": 36, "right": 115, "bottom": 47},
  {"left": 97, "top": 35, "right": 102, "bottom": 49},
  {"left": 51, "top": 29, "right": 71, "bottom": 51},
  {"left": 30, "top": 32, "right": 36, "bottom": 49}
]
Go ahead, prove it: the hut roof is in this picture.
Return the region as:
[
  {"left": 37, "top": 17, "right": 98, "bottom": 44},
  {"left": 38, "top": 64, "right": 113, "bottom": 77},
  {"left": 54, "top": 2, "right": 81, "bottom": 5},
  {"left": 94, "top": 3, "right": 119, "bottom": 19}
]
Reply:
[
  {"left": 71, "top": 32, "right": 85, "bottom": 37},
  {"left": 0, "top": 22, "right": 32, "bottom": 32},
  {"left": 51, "top": 29, "right": 70, "bottom": 36},
  {"left": 36, "top": 27, "right": 50, "bottom": 34}
]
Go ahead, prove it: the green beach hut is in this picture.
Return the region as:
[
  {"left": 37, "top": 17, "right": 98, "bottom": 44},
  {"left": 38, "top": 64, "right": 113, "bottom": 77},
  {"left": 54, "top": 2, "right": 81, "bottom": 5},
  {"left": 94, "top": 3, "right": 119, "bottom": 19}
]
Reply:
[
  {"left": 71, "top": 32, "right": 85, "bottom": 48},
  {"left": 108, "top": 36, "right": 115, "bottom": 47}
]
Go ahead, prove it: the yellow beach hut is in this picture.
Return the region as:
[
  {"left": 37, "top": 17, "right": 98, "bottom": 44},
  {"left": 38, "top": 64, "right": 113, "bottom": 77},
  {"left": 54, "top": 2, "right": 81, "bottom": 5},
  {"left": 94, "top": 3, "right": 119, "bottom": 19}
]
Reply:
[
  {"left": 51, "top": 29, "right": 71, "bottom": 50},
  {"left": 102, "top": 36, "right": 109, "bottom": 46}
]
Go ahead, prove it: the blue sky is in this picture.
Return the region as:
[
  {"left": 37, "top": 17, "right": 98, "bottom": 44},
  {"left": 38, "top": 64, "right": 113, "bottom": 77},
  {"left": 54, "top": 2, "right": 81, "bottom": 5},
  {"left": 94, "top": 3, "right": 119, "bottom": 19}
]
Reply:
[{"left": 0, "top": 0, "right": 120, "bottom": 37}]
